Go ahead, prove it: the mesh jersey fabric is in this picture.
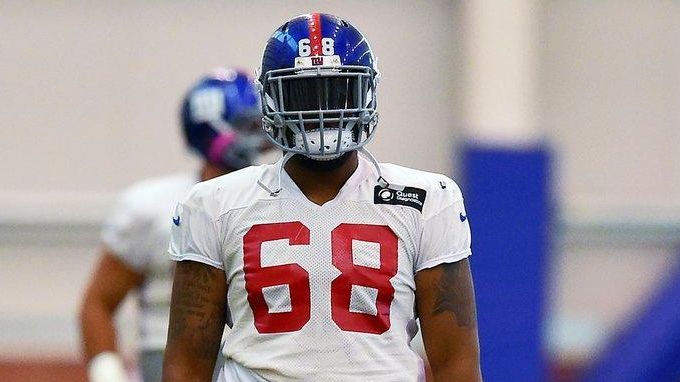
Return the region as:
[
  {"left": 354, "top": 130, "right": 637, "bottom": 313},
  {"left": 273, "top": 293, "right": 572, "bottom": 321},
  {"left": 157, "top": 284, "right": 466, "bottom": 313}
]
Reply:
[{"left": 169, "top": 155, "right": 471, "bottom": 381}]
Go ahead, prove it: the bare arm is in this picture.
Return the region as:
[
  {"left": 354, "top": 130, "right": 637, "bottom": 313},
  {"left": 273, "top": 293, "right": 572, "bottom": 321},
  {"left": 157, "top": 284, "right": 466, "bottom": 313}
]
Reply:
[
  {"left": 79, "top": 248, "right": 144, "bottom": 361},
  {"left": 415, "top": 258, "right": 482, "bottom": 382},
  {"left": 162, "top": 260, "right": 227, "bottom": 382}
]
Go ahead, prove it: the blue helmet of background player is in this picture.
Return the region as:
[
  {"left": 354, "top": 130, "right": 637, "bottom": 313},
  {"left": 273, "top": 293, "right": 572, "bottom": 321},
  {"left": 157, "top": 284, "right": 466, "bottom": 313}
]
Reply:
[
  {"left": 257, "top": 13, "right": 380, "bottom": 160},
  {"left": 181, "top": 68, "right": 265, "bottom": 170}
]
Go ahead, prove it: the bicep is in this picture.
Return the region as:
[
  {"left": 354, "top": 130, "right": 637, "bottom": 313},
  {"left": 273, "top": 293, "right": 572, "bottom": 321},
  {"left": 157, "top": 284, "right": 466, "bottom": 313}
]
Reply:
[
  {"left": 415, "top": 258, "right": 481, "bottom": 379},
  {"left": 83, "top": 248, "right": 145, "bottom": 311},
  {"left": 80, "top": 248, "right": 144, "bottom": 359},
  {"left": 164, "top": 260, "right": 227, "bottom": 380}
]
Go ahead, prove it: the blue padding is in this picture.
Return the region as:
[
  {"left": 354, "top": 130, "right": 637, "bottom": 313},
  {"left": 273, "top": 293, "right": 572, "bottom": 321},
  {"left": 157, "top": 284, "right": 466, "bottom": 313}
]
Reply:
[
  {"left": 581, "top": 258, "right": 680, "bottom": 382},
  {"left": 461, "top": 143, "right": 552, "bottom": 382}
]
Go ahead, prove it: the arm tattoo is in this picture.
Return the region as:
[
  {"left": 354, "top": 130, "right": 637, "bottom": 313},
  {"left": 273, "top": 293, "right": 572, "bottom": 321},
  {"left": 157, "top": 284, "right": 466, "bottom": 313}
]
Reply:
[
  {"left": 168, "top": 261, "right": 226, "bottom": 358},
  {"left": 432, "top": 259, "right": 477, "bottom": 328}
]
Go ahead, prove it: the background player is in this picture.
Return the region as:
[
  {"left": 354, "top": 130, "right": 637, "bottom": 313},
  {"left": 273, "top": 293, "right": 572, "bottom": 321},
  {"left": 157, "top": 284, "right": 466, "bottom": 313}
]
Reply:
[
  {"left": 79, "top": 68, "right": 267, "bottom": 382},
  {"left": 163, "top": 14, "right": 481, "bottom": 381}
]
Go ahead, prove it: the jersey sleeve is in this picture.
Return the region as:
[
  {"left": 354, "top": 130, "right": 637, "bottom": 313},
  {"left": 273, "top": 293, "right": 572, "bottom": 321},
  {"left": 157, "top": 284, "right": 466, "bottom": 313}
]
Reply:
[
  {"left": 168, "top": 188, "right": 224, "bottom": 270},
  {"left": 415, "top": 180, "right": 472, "bottom": 272},
  {"left": 100, "top": 188, "right": 154, "bottom": 273}
]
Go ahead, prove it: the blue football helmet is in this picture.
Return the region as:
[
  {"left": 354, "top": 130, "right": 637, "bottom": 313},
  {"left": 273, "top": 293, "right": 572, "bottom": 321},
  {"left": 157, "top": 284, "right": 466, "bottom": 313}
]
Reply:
[
  {"left": 257, "top": 13, "right": 380, "bottom": 160},
  {"left": 181, "top": 68, "right": 264, "bottom": 170}
]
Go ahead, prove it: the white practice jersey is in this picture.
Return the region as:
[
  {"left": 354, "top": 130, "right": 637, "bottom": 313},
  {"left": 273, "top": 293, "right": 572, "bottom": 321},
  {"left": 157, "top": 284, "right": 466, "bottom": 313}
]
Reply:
[
  {"left": 102, "top": 173, "right": 196, "bottom": 351},
  {"left": 168, "top": 155, "right": 472, "bottom": 382}
]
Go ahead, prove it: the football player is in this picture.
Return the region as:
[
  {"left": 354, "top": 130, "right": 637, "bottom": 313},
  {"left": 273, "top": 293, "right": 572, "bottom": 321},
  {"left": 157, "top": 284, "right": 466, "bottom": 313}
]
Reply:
[
  {"left": 80, "top": 68, "right": 267, "bottom": 382},
  {"left": 164, "top": 14, "right": 481, "bottom": 382}
]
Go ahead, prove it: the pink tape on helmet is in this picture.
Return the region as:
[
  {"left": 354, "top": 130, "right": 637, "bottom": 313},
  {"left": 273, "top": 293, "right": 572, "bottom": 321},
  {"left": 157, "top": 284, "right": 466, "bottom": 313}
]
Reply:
[{"left": 207, "top": 131, "right": 237, "bottom": 164}]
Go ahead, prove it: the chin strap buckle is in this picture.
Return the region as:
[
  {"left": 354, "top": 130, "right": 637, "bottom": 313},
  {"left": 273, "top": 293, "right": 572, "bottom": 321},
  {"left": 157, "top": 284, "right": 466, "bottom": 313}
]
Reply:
[
  {"left": 361, "top": 148, "right": 405, "bottom": 191},
  {"left": 255, "top": 152, "right": 294, "bottom": 197}
]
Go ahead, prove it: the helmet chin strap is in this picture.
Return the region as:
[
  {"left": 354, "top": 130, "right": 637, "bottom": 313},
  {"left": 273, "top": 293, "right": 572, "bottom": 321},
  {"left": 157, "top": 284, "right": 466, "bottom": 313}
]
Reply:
[
  {"left": 256, "top": 148, "right": 403, "bottom": 197},
  {"left": 256, "top": 151, "right": 294, "bottom": 197},
  {"left": 358, "top": 147, "right": 405, "bottom": 192}
]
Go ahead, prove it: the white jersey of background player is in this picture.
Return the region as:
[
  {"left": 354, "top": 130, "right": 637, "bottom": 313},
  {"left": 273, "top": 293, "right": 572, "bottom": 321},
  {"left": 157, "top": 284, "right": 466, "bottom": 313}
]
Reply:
[
  {"left": 79, "top": 68, "right": 268, "bottom": 382},
  {"left": 164, "top": 13, "right": 482, "bottom": 382}
]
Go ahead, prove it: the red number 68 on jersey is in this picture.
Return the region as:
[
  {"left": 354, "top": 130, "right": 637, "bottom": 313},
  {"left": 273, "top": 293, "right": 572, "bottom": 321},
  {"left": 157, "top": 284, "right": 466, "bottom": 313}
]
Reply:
[{"left": 243, "top": 222, "right": 398, "bottom": 335}]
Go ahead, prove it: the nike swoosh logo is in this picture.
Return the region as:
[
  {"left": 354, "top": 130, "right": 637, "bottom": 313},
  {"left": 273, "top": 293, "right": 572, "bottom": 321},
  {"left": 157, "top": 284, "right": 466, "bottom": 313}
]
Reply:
[
  {"left": 172, "top": 216, "right": 181, "bottom": 226},
  {"left": 459, "top": 212, "right": 467, "bottom": 222}
]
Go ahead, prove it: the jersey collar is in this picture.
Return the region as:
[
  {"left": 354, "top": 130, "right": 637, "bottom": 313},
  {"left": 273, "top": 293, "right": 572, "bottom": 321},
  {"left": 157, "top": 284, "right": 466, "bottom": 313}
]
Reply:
[
  {"left": 256, "top": 148, "right": 403, "bottom": 199},
  {"left": 279, "top": 154, "right": 371, "bottom": 205}
]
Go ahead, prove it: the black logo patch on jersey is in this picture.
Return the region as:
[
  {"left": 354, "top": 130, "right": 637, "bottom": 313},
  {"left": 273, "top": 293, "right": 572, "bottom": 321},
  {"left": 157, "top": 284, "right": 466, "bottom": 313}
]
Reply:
[{"left": 374, "top": 185, "right": 427, "bottom": 212}]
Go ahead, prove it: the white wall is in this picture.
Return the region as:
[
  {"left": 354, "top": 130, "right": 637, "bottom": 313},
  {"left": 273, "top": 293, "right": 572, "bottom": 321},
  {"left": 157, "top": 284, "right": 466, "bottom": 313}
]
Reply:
[
  {"left": 541, "top": 0, "right": 680, "bottom": 213},
  {"left": 0, "top": 0, "right": 462, "bottom": 222}
]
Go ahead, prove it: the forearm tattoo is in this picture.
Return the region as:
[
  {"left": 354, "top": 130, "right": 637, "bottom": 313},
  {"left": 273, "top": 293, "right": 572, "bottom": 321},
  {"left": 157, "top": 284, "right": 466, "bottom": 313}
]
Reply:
[
  {"left": 432, "top": 259, "right": 477, "bottom": 328},
  {"left": 168, "top": 261, "right": 225, "bottom": 358}
]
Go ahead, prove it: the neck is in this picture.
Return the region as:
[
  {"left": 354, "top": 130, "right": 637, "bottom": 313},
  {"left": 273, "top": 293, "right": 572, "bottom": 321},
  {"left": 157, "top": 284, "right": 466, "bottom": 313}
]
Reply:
[
  {"left": 284, "top": 151, "right": 359, "bottom": 205},
  {"left": 200, "top": 162, "right": 231, "bottom": 181}
]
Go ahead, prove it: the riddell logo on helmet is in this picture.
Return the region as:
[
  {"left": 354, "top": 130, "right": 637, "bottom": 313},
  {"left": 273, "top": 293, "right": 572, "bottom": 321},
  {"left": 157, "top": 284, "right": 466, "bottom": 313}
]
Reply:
[
  {"left": 311, "top": 57, "right": 324, "bottom": 66},
  {"left": 374, "top": 186, "right": 427, "bottom": 212}
]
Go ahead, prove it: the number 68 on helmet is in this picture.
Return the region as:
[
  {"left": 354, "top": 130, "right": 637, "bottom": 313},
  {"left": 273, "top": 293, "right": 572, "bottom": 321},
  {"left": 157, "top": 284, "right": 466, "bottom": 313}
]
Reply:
[{"left": 256, "top": 13, "right": 380, "bottom": 161}]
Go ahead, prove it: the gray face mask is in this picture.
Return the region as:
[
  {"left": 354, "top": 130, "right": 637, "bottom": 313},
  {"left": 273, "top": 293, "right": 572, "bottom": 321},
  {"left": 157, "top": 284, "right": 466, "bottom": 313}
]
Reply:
[
  {"left": 206, "top": 130, "right": 265, "bottom": 170},
  {"left": 258, "top": 65, "right": 380, "bottom": 159},
  {"left": 220, "top": 134, "right": 265, "bottom": 169}
]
